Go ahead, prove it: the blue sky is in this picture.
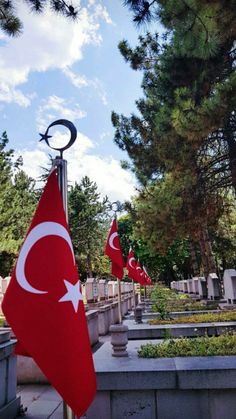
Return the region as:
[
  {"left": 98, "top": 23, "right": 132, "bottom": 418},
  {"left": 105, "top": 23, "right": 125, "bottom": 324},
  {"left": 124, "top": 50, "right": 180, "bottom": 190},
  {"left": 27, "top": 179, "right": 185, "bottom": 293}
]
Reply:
[{"left": 0, "top": 0, "right": 147, "bottom": 202}]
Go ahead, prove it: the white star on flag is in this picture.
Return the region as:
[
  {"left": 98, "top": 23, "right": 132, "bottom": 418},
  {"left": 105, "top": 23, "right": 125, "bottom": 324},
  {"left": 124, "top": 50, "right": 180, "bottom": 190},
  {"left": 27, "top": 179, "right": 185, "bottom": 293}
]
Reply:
[{"left": 59, "top": 279, "right": 83, "bottom": 312}]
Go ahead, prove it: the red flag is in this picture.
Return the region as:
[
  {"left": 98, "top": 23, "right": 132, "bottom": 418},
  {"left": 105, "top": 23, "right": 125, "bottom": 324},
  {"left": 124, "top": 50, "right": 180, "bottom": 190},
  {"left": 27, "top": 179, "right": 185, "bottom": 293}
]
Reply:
[
  {"left": 139, "top": 269, "right": 146, "bottom": 286},
  {"left": 104, "top": 218, "right": 124, "bottom": 280},
  {"left": 126, "top": 248, "right": 139, "bottom": 282},
  {"left": 143, "top": 266, "right": 152, "bottom": 285},
  {"left": 136, "top": 260, "right": 144, "bottom": 285},
  {"left": 2, "top": 170, "right": 96, "bottom": 417}
]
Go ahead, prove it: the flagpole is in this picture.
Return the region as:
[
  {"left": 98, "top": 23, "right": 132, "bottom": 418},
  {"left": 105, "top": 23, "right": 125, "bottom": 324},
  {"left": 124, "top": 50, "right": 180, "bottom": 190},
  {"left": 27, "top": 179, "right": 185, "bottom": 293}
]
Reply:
[
  {"left": 114, "top": 208, "right": 122, "bottom": 325},
  {"left": 132, "top": 279, "right": 136, "bottom": 311},
  {"left": 42, "top": 122, "right": 78, "bottom": 419},
  {"left": 52, "top": 157, "right": 76, "bottom": 419},
  {"left": 117, "top": 278, "right": 122, "bottom": 324},
  {"left": 108, "top": 202, "right": 123, "bottom": 325}
]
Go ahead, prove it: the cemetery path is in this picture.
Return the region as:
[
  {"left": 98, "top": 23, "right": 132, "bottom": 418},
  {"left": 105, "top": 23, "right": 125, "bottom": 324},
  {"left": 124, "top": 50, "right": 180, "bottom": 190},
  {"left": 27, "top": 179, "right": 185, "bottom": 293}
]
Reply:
[
  {"left": 17, "top": 384, "right": 63, "bottom": 418},
  {"left": 16, "top": 335, "right": 111, "bottom": 418}
]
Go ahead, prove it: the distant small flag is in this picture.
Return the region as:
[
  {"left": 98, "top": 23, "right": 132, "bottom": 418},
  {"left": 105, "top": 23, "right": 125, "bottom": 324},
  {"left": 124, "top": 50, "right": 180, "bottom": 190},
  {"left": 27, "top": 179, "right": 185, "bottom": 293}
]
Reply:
[
  {"left": 126, "top": 248, "right": 139, "bottom": 282},
  {"left": 104, "top": 218, "right": 124, "bottom": 280}
]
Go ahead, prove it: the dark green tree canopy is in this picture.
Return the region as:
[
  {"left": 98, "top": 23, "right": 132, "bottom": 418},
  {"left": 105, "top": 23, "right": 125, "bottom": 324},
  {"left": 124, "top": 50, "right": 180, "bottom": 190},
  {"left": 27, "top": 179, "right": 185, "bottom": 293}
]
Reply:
[
  {"left": 112, "top": 0, "right": 236, "bottom": 278},
  {"left": 0, "top": 132, "right": 38, "bottom": 276}
]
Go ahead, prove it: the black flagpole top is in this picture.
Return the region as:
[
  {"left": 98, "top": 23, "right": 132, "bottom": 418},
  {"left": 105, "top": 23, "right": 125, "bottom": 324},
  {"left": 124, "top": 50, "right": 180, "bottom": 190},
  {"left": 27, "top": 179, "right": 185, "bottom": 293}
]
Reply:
[{"left": 39, "top": 119, "right": 77, "bottom": 158}]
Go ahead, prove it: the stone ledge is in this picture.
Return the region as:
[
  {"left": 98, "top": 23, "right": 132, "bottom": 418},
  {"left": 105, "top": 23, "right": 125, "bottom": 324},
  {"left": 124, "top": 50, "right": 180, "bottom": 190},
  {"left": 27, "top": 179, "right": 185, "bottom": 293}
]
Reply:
[
  {"left": 126, "top": 310, "right": 221, "bottom": 320},
  {"left": 93, "top": 340, "right": 236, "bottom": 391},
  {"left": 86, "top": 340, "right": 236, "bottom": 419},
  {"left": 124, "top": 319, "right": 236, "bottom": 339},
  {"left": 0, "top": 396, "right": 21, "bottom": 419},
  {"left": 86, "top": 309, "right": 98, "bottom": 320},
  {"left": 0, "top": 339, "right": 16, "bottom": 362}
]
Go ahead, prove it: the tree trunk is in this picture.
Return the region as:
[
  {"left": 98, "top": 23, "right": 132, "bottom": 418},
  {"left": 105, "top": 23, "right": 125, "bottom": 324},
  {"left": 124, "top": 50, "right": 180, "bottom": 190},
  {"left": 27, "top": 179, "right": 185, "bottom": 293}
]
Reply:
[
  {"left": 189, "top": 240, "right": 199, "bottom": 276},
  {"left": 198, "top": 225, "right": 216, "bottom": 277},
  {"left": 198, "top": 234, "right": 209, "bottom": 278},
  {"left": 225, "top": 119, "right": 236, "bottom": 194},
  {"left": 202, "top": 227, "right": 217, "bottom": 273},
  {"left": 86, "top": 253, "right": 93, "bottom": 278}
]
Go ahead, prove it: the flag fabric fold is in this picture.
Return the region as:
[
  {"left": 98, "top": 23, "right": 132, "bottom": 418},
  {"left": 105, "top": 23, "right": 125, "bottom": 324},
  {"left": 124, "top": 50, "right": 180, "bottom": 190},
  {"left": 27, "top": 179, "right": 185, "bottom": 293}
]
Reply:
[
  {"left": 126, "top": 248, "right": 139, "bottom": 283},
  {"left": 135, "top": 260, "right": 144, "bottom": 285},
  {"left": 2, "top": 169, "right": 96, "bottom": 417},
  {"left": 104, "top": 218, "right": 124, "bottom": 280},
  {"left": 143, "top": 266, "right": 152, "bottom": 285}
]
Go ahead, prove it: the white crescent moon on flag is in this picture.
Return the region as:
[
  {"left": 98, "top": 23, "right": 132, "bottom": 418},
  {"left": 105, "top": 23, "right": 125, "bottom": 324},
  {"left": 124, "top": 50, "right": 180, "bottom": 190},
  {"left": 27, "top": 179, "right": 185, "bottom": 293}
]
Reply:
[
  {"left": 109, "top": 232, "right": 119, "bottom": 250},
  {"left": 16, "top": 221, "right": 75, "bottom": 294},
  {"left": 129, "top": 257, "right": 136, "bottom": 269}
]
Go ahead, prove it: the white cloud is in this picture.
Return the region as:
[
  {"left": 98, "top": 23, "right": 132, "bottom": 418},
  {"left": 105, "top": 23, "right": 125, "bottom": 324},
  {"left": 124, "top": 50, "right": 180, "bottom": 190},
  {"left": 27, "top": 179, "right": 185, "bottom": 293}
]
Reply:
[
  {"left": 62, "top": 68, "right": 89, "bottom": 89},
  {"left": 16, "top": 132, "right": 136, "bottom": 202},
  {"left": 0, "top": 2, "right": 112, "bottom": 106},
  {"left": 62, "top": 68, "right": 108, "bottom": 105},
  {"left": 100, "top": 131, "right": 111, "bottom": 140},
  {"left": 14, "top": 149, "right": 49, "bottom": 181},
  {"left": 0, "top": 82, "right": 33, "bottom": 107},
  {"left": 36, "top": 95, "right": 87, "bottom": 132}
]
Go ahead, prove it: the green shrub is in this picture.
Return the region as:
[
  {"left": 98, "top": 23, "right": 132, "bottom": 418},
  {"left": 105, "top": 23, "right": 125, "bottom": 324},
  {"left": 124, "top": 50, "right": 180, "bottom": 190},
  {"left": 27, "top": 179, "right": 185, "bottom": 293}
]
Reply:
[
  {"left": 138, "top": 333, "right": 236, "bottom": 358},
  {"left": 0, "top": 317, "right": 4, "bottom": 327},
  {"left": 148, "top": 310, "right": 236, "bottom": 325},
  {"left": 151, "top": 287, "right": 178, "bottom": 319},
  {"left": 150, "top": 285, "right": 219, "bottom": 314}
]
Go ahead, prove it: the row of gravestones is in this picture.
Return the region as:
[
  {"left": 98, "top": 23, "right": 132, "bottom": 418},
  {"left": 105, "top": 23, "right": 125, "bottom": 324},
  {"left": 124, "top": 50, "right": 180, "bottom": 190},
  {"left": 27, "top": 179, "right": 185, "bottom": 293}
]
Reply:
[
  {"left": 0, "top": 276, "right": 136, "bottom": 313},
  {"left": 170, "top": 269, "right": 236, "bottom": 303},
  {"left": 82, "top": 278, "right": 135, "bottom": 303}
]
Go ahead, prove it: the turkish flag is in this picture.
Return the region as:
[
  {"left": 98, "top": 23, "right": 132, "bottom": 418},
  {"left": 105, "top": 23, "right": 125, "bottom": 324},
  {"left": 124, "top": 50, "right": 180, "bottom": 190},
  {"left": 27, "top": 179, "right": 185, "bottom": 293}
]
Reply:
[
  {"left": 136, "top": 260, "right": 145, "bottom": 285},
  {"left": 143, "top": 266, "right": 152, "bottom": 285},
  {"left": 143, "top": 266, "right": 149, "bottom": 285},
  {"left": 126, "top": 248, "right": 139, "bottom": 283},
  {"left": 2, "top": 169, "right": 96, "bottom": 417},
  {"left": 104, "top": 218, "right": 124, "bottom": 280}
]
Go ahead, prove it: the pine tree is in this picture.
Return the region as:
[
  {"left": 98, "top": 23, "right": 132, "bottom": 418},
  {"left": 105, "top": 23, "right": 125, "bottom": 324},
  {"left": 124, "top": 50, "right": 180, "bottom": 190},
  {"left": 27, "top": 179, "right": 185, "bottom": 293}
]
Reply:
[
  {"left": 0, "top": 0, "right": 78, "bottom": 36},
  {"left": 113, "top": 1, "right": 236, "bottom": 276},
  {"left": 0, "top": 132, "right": 38, "bottom": 275},
  {"left": 68, "top": 176, "right": 110, "bottom": 280}
]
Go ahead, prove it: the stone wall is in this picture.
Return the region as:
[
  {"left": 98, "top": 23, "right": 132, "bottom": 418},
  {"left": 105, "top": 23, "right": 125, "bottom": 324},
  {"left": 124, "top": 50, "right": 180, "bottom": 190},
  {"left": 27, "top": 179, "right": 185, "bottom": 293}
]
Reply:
[
  {"left": 0, "top": 331, "right": 20, "bottom": 418},
  {"left": 86, "top": 340, "right": 236, "bottom": 419}
]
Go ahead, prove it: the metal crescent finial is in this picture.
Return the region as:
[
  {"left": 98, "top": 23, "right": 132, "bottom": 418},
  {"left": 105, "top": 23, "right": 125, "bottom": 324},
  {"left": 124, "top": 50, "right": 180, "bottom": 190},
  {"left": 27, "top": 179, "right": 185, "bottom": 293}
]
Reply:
[{"left": 39, "top": 119, "right": 77, "bottom": 157}]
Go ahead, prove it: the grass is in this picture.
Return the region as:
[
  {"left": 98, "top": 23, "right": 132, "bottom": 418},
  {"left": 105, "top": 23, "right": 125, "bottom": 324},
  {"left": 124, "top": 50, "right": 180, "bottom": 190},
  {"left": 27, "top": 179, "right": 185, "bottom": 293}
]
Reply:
[
  {"left": 138, "top": 333, "right": 236, "bottom": 358},
  {"left": 148, "top": 310, "right": 236, "bottom": 325},
  {"left": 150, "top": 286, "right": 218, "bottom": 318},
  {"left": 165, "top": 301, "right": 219, "bottom": 312}
]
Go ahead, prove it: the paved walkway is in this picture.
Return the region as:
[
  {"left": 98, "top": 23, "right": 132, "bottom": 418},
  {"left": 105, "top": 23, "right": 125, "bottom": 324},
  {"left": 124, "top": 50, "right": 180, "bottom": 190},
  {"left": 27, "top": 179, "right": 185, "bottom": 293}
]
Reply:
[
  {"left": 16, "top": 336, "right": 110, "bottom": 418},
  {"left": 17, "top": 385, "right": 63, "bottom": 418}
]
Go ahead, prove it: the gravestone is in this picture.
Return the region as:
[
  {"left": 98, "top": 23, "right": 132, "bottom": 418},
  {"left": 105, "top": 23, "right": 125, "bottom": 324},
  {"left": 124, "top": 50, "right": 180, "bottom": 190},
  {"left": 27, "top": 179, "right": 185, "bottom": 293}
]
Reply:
[
  {"left": 223, "top": 269, "right": 236, "bottom": 304},
  {"left": 178, "top": 281, "right": 184, "bottom": 292},
  {"left": 124, "top": 282, "right": 130, "bottom": 294},
  {"left": 193, "top": 277, "right": 199, "bottom": 295},
  {"left": 170, "top": 281, "right": 176, "bottom": 290},
  {"left": 198, "top": 277, "right": 207, "bottom": 299},
  {"left": 2, "top": 277, "right": 11, "bottom": 294},
  {"left": 85, "top": 278, "right": 98, "bottom": 303},
  {"left": 0, "top": 293, "right": 3, "bottom": 315},
  {"left": 98, "top": 279, "right": 107, "bottom": 301},
  {"left": 187, "top": 279, "right": 194, "bottom": 294},
  {"left": 183, "top": 280, "right": 188, "bottom": 293},
  {"left": 108, "top": 281, "right": 116, "bottom": 299},
  {"left": 207, "top": 273, "right": 220, "bottom": 300}
]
